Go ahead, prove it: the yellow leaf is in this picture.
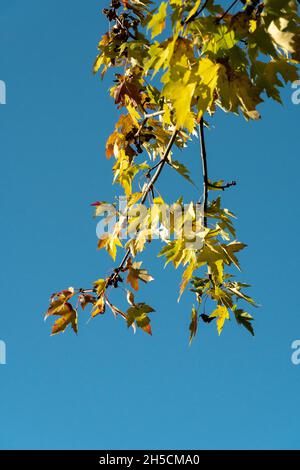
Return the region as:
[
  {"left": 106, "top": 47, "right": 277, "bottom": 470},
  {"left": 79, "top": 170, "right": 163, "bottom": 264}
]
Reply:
[
  {"left": 126, "top": 103, "right": 141, "bottom": 126},
  {"left": 210, "top": 259, "right": 224, "bottom": 286},
  {"left": 108, "top": 235, "right": 123, "bottom": 261},
  {"left": 91, "top": 296, "right": 105, "bottom": 318},
  {"left": 185, "top": 0, "right": 202, "bottom": 24},
  {"left": 147, "top": 2, "right": 168, "bottom": 38},
  {"left": 94, "top": 279, "right": 106, "bottom": 296},
  {"left": 98, "top": 235, "right": 123, "bottom": 261},
  {"left": 179, "top": 262, "right": 197, "bottom": 301},
  {"left": 163, "top": 81, "right": 196, "bottom": 132},
  {"left": 145, "top": 39, "right": 177, "bottom": 78},
  {"left": 196, "top": 58, "right": 221, "bottom": 118},
  {"left": 93, "top": 54, "right": 103, "bottom": 74},
  {"left": 249, "top": 19, "right": 257, "bottom": 33},
  {"left": 210, "top": 305, "right": 230, "bottom": 336},
  {"left": 50, "top": 304, "right": 78, "bottom": 336}
]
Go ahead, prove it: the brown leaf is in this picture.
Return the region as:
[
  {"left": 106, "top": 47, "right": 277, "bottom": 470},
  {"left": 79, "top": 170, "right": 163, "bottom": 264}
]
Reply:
[
  {"left": 113, "top": 76, "right": 144, "bottom": 109},
  {"left": 79, "top": 293, "right": 96, "bottom": 310},
  {"left": 126, "top": 260, "right": 154, "bottom": 291},
  {"left": 189, "top": 307, "right": 198, "bottom": 345},
  {"left": 50, "top": 304, "right": 78, "bottom": 336}
]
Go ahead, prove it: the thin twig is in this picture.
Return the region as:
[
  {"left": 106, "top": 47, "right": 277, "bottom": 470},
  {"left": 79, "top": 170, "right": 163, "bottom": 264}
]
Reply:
[
  {"left": 141, "top": 128, "right": 178, "bottom": 204},
  {"left": 215, "top": 0, "right": 240, "bottom": 24},
  {"left": 199, "top": 118, "right": 209, "bottom": 228},
  {"left": 208, "top": 180, "right": 237, "bottom": 191},
  {"left": 134, "top": 110, "right": 165, "bottom": 139},
  {"left": 144, "top": 110, "right": 165, "bottom": 119},
  {"left": 199, "top": 118, "right": 213, "bottom": 283}
]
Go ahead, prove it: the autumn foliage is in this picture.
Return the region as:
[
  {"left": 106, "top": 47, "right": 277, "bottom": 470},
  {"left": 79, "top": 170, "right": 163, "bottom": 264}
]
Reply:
[{"left": 45, "top": 0, "right": 299, "bottom": 342}]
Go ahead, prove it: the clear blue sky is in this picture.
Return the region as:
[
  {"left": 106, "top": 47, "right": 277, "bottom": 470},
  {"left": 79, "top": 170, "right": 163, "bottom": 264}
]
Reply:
[{"left": 0, "top": 0, "right": 299, "bottom": 450}]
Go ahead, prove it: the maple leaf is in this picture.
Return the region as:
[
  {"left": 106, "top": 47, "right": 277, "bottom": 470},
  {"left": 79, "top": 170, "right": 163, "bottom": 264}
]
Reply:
[
  {"left": 126, "top": 260, "right": 154, "bottom": 291},
  {"left": 79, "top": 293, "right": 96, "bottom": 311},
  {"left": 185, "top": 0, "right": 202, "bottom": 24},
  {"left": 234, "top": 308, "right": 255, "bottom": 336},
  {"left": 113, "top": 76, "right": 144, "bottom": 110},
  {"left": 189, "top": 307, "right": 198, "bottom": 345},
  {"left": 196, "top": 58, "right": 222, "bottom": 118},
  {"left": 98, "top": 234, "right": 123, "bottom": 261},
  {"left": 209, "top": 305, "right": 230, "bottom": 336},
  {"left": 49, "top": 287, "right": 75, "bottom": 307},
  {"left": 46, "top": 302, "right": 78, "bottom": 336},
  {"left": 91, "top": 296, "right": 106, "bottom": 318},
  {"left": 268, "top": 18, "right": 300, "bottom": 60},
  {"left": 52, "top": 310, "right": 78, "bottom": 336},
  {"left": 179, "top": 261, "right": 197, "bottom": 300},
  {"left": 45, "top": 0, "right": 300, "bottom": 342},
  {"left": 163, "top": 81, "right": 196, "bottom": 132},
  {"left": 127, "top": 302, "right": 155, "bottom": 335},
  {"left": 170, "top": 160, "right": 195, "bottom": 186},
  {"left": 147, "top": 2, "right": 168, "bottom": 38},
  {"left": 226, "top": 282, "right": 258, "bottom": 307},
  {"left": 94, "top": 279, "right": 107, "bottom": 297}
]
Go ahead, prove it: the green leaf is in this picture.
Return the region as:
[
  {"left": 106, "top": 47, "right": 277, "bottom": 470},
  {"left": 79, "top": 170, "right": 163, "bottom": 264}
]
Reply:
[
  {"left": 234, "top": 308, "right": 255, "bottom": 336},
  {"left": 204, "top": 25, "right": 237, "bottom": 54},
  {"left": 127, "top": 302, "right": 155, "bottom": 335},
  {"left": 170, "top": 160, "right": 195, "bottom": 186}
]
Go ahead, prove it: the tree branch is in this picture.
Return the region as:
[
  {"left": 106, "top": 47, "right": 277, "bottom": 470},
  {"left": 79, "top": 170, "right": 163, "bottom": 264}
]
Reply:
[
  {"left": 134, "top": 110, "right": 165, "bottom": 140},
  {"left": 107, "top": 127, "right": 179, "bottom": 285},
  {"left": 215, "top": 0, "right": 240, "bottom": 24},
  {"left": 199, "top": 118, "right": 214, "bottom": 283},
  {"left": 199, "top": 118, "right": 209, "bottom": 228}
]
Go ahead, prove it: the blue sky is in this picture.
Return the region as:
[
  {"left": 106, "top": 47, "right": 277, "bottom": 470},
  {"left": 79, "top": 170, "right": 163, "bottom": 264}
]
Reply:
[{"left": 0, "top": 0, "right": 300, "bottom": 450}]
